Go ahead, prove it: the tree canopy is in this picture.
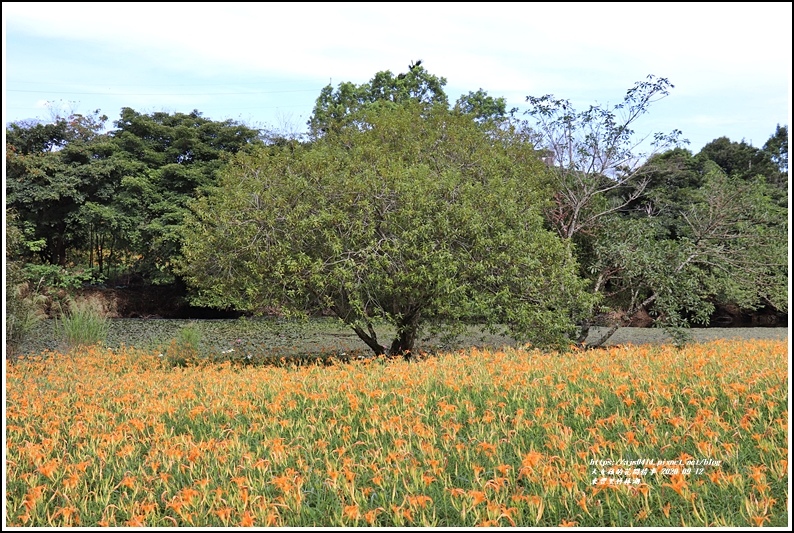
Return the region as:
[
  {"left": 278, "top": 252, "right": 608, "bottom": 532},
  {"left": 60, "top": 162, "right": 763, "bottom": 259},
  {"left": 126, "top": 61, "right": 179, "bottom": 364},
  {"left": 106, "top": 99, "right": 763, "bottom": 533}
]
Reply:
[
  {"left": 308, "top": 61, "right": 448, "bottom": 137},
  {"left": 178, "top": 102, "right": 592, "bottom": 356},
  {"left": 523, "top": 77, "right": 788, "bottom": 343},
  {"left": 5, "top": 108, "right": 262, "bottom": 279}
]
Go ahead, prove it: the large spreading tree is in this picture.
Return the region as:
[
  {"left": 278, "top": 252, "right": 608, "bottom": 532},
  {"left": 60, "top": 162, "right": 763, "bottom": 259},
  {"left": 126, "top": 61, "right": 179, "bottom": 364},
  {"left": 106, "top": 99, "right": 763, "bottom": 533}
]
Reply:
[{"left": 177, "top": 101, "right": 592, "bottom": 357}]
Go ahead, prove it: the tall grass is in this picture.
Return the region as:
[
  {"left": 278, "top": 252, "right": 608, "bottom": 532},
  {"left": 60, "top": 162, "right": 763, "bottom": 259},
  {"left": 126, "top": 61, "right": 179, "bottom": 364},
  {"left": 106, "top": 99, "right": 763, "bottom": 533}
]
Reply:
[
  {"left": 5, "top": 339, "right": 788, "bottom": 527},
  {"left": 55, "top": 296, "right": 109, "bottom": 350},
  {"left": 5, "top": 281, "right": 47, "bottom": 361}
]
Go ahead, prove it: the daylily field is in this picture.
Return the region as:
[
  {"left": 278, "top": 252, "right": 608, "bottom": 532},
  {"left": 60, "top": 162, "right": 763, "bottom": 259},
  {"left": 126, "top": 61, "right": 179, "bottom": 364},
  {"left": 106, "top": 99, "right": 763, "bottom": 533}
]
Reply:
[{"left": 4, "top": 339, "right": 789, "bottom": 527}]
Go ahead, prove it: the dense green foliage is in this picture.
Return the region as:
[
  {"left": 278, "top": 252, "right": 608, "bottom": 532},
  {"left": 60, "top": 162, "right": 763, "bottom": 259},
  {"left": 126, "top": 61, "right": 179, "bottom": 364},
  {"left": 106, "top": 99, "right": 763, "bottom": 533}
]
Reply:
[
  {"left": 308, "top": 60, "right": 449, "bottom": 137},
  {"left": 6, "top": 108, "right": 261, "bottom": 281},
  {"left": 6, "top": 111, "right": 114, "bottom": 266},
  {"left": 522, "top": 79, "right": 788, "bottom": 344},
  {"left": 177, "top": 103, "right": 592, "bottom": 356},
  {"left": 586, "top": 164, "right": 787, "bottom": 341},
  {"left": 4, "top": 65, "right": 789, "bottom": 353}
]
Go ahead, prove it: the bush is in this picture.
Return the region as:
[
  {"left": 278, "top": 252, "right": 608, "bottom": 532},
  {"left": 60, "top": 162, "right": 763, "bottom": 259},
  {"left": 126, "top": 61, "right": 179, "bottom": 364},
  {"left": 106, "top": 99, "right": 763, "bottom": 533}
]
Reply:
[
  {"left": 55, "top": 296, "right": 110, "bottom": 350},
  {"left": 162, "top": 322, "right": 204, "bottom": 367}
]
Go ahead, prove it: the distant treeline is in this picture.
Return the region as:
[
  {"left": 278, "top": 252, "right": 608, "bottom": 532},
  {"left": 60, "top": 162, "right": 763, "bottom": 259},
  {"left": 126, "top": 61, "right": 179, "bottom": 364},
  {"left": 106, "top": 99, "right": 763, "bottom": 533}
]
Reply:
[{"left": 6, "top": 64, "right": 788, "bottom": 354}]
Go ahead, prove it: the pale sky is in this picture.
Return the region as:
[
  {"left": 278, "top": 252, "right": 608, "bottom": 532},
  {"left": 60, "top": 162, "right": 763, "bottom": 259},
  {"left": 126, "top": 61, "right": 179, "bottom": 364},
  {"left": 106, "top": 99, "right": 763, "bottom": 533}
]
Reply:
[{"left": 2, "top": 2, "right": 792, "bottom": 153}]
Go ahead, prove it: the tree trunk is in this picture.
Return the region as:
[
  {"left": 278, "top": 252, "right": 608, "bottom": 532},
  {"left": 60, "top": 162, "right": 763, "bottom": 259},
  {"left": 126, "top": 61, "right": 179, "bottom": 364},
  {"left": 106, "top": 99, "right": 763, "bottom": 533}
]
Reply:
[
  {"left": 351, "top": 323, "right": 387, "bottom": 357},
  {"left": 389, "top": 309, "right": 420, "bottom": 360},
  {"left": 575, "top": 320, "right": 590, "bottom": 345},
  {"left": 389, "top": 324, "right": 417, "bottom": 360},
  {"left": 590, "top": 293, "right": 658, "bottom": 347}
]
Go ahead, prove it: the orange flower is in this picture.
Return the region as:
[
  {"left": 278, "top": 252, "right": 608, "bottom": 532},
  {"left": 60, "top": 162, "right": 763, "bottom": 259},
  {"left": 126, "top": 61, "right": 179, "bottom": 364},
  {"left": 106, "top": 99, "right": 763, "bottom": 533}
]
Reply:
[
  {"left": 23, "top": 485, "right": 46, "bottom": 511},
  {"left": 519, "top": 450, "right": 544, "bottom": 477},
  {"left": 37, "top": 460, "right": 58, "bottom": 479},
  {"left": 623, "top": 397, "right": 636, "bottom": 407},
  {"left": 577, "top": 494, "right": 589, "bottom": 514},
  {"left": 749, "top": 465, "right": 766, "bottom": 484},
  {"left": 215, "top": 507, "right": 233, "bottom": 522},
  {"left": 696, "top": 441, "right": 712, "bottom": 455},
  {"left": 180, "top": 487, "right": 200, "bottom": 504},
  {"left": 560, "top": 519, "right": 578, "bottom": 526},
  {"left": 407, "top": 495, "right": 433, "bottom": 508},
  {"left": 62, "top": 472, "right": 80, "bottom": 489},
  {"left": 663, "top": 473, "right": 689, "bottom": 498},
  {"left": 364, "top": 508, "right": 382, "bottom": 525},
  {"left": 54, "top": 506, "right": 79, "bottom": 525},
  {"left": 343, "top": 504, "right": 360, "bottom": 521},
  {"left": 138, "top": 502, "right": 157, "bottom": 515},
  {"left": 478, "top": 441, "right": 497, "bottom": 457},
  {"left": 495, "top": 464, "right": 512, "bottom": 476},
  {"left": 750, "top": 514, "right": 769, "bottom": 527},
  {"left": 126, "top": 515, "right": 145, "bottom": 527},
  {"left": 239, "top": 511, "right": 255, "bottom": 526},
  {"left": 469, "top": 490, "right": 487, "bottom": 505}
]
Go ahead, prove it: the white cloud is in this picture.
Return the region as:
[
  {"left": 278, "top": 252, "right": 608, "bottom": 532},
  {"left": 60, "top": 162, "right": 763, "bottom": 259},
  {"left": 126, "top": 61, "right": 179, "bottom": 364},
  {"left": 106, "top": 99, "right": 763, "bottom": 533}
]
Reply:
[
  {"left": 6, "top": 2, "right": 789, "bottom": 91},
  {"left": 4, "top": 2, "right": 789, "bottom": 150}
]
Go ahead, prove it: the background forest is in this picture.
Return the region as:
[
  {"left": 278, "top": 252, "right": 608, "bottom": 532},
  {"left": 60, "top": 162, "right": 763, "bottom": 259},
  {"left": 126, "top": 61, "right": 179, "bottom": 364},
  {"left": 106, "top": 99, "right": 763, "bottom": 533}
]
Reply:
[{"left": 5, "top": 64, "right": 789, "bottom": 355}]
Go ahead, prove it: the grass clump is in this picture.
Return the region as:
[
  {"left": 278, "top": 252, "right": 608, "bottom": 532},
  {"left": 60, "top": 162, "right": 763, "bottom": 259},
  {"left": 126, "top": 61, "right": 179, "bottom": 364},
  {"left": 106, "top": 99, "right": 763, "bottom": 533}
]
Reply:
[
  {"left": 55, "top": 296, "right": 109, "bottom": 350},
  {"left": 5, "top": 273, "right": 47, "bottom": 361}
]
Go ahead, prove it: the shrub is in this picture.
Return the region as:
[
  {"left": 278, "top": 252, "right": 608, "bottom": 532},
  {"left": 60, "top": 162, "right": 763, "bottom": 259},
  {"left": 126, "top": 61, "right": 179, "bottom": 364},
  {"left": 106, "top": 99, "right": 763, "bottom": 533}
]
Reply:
[{"left": 163, "top": 322, "right": 204, "bottom": 367}]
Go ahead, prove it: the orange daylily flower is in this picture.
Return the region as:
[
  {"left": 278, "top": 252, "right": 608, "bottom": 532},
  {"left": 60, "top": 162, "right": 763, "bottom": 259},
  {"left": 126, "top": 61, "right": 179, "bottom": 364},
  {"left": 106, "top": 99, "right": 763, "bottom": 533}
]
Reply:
[
  {"left": 37, "top": 460, "right": 58, "bottom": 479},
  {"left": 239, "top": 511, "right": 255, "bottom": 526},
  {"left": 214, "top": 507, "right": 233, "bottom": 522},
  {"left": 364, "top": 508, "right": 383, "bottom": 525},
  {"left": 469, "top": 490, "right": 488, "bottom": 505},
  {"left": 126, "top": 515, "right": 146, "bottom": 527},
  {"left": 750, "top": 514, "right": 770, "bottom": 527}
]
